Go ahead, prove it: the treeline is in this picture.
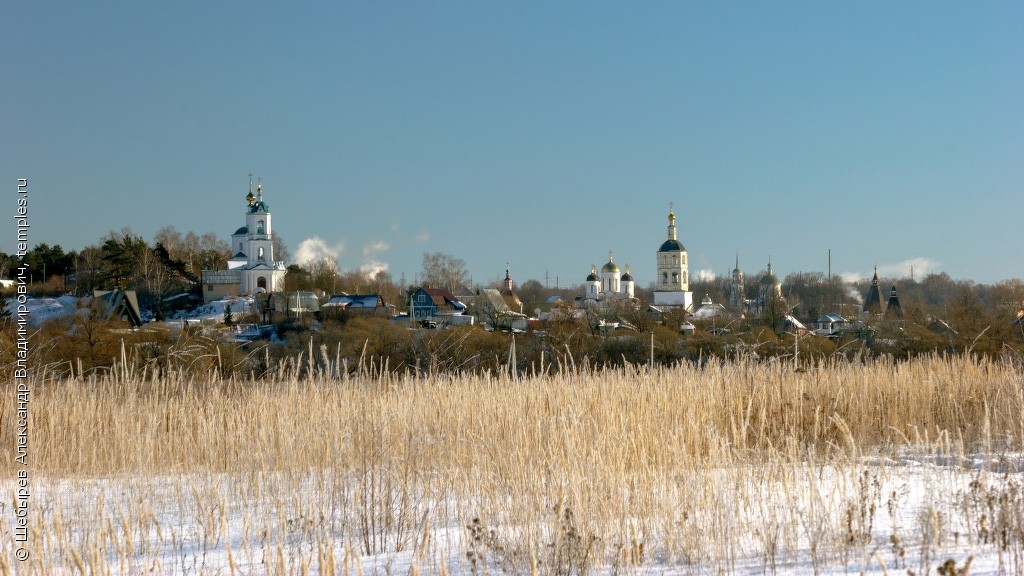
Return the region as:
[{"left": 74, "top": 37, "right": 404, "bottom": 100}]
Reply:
[
  {"left": 1, "top": 227, "right": 229, "bottom": 314},
  {"left": 2, "top": 228, "right": 1023, "bottom": 378}
]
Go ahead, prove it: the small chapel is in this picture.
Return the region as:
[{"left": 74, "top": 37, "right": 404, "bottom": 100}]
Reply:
[{"left": 201, "top": 178, "right": 288, "bottom": 303}]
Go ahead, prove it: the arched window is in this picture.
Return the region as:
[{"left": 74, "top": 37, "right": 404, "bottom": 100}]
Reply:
[
  {"left": 258, "top": 247, "right": 265, "bottom": 262},
  {"left": 257, "top": 276, "right": 267, "bottom": 290},
  {"left": 257, "top": 220, "right": 265, "bottom": 235}
]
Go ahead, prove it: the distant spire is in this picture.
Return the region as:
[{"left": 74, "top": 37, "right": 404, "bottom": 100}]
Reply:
[
  {"left": 502, "top": 263, "right": 514, "bottom": 294},
  {"left": 246, "top": 174, "right": 255, "bottom": 206},
  {"left": 666, "top": 203, "right": 677, "bottom": 240},
  {"left": 885, "top": 283, "right": 903, "bottom": 318}
]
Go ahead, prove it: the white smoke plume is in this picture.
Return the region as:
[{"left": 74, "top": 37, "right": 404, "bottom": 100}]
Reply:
[
  {"left": 697, "top": 269, "right": 717, "bottom": 282},
  {"left": 840, "top": 257, "right": 941, "bottom": 284},
  {"left": 877, "top": 257, "right": 940, "bottom": 280},
  {"left": 359, "top": 240, "right": 391, "bottom": 279},
  {"left": 294, "top": 236, "right": 345, "bottom": 267}
]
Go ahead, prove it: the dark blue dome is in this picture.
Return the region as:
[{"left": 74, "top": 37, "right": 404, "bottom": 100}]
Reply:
[
  {"left": 234, "top": 226, "right": 249, "bottom": 236},
  {"left": 659, "top": 239, "right": 685, "bottom": 252}
]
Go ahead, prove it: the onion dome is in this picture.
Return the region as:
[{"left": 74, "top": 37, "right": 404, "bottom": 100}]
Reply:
[
  {"left": 601, "top": 253, "right": 620, "bottom": 274},
  {"left": 586, "top": 265, "right": 599, "bottom": 282},
  {"left": 620, "top": 264, "right": 634, "bottom": 282}
]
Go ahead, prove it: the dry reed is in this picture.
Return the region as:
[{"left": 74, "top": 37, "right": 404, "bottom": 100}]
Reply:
[{"left": 1, "top": 354, "right": 1021, "bottom": 574}]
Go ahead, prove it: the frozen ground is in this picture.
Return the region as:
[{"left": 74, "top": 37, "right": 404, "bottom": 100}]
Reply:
[
  {"left": 17, "top": 294, "right": 251, "bottom": 327},
  {"left": 5, "top": 452, "right": 1022, "bottom": 575}
]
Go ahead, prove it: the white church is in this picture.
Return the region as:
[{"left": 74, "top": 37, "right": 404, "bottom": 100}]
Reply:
[
  {"left": 201, "top": 178, "right": 287, "bottom": 303},
  {"left": 582, "top": 205, "right": 693, "bottom": 310},
  {"left": 582, "top": 253, "right": 636, "bottom": 301}
]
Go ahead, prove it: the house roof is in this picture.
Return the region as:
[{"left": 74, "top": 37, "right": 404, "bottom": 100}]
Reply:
[
  {"left": 323, "top": 294, "right": 385, "bottom": 309},
  {"left": 693, "top": 303, "right": 727, "bottom": 320},
  {"left": 93, "top": 290, "right": 143, "bottom": 328},
  {"left": 476, "top": 289, "right": 512, "bottom": 314},
  {"left": 419, "top": 287, "right": 466, "bottom": 310},
  {"left": 817, "top": 312, "right": 847, "bottom": 323}
]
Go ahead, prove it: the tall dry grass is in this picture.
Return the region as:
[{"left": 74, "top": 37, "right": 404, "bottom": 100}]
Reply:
[{"left": 2, "top": 354, "right": 1022, "bottom": 574}]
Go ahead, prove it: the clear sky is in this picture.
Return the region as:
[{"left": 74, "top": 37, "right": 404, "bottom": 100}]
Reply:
[{"left": 3, "top": 2, "right": 1022, "bottom": 288}]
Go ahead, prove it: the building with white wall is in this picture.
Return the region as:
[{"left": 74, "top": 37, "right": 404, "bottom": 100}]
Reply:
[{"left": 201, "top": 178, "right": 287, "bottom": 303}]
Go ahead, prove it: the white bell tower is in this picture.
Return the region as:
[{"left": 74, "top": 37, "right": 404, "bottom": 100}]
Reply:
[{"left": 653, "top": 203, "right": 693, "bottom": 310}]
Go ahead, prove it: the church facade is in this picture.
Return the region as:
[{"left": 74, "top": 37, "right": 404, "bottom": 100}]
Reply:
[
  {"left": 201, "top": 179, "right": 287, "bottom": 303},
  {"left": 583, "top": 253, "right": 636, "bottom": 301}
]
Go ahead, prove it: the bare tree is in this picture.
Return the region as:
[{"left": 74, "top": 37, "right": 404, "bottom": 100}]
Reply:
[
  {"left": 307, "top": 256, "right": 340, "bottom": 294},
  {"left": 198, "top": 232, "right": 230, "bottom": 271},
  {"left": 420, "top": 251, "right": 469, "bottom": 291},
  {"left": 273, "top": 234, "right": 290, "bottom": 264},
  {"left": 154, "top": 226, "right": 185, "bottom": 260}
]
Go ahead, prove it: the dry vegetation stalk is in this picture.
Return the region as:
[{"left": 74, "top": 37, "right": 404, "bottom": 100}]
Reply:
[{"left": 1, "top": 354, "right": 1022, "bottom": 573}]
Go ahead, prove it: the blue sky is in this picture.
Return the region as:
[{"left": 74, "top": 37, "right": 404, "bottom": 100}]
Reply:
[{"left": 2, "top": 2, "right": 1022, "bottom": 287}]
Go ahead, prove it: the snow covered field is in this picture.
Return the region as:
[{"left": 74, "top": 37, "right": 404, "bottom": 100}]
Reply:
[
  {"left": 5, "top": 453, "right": 1022, "bottom": 575},
  {"left": 4, "top": 355, "right": 1022, "bottom": 574}
]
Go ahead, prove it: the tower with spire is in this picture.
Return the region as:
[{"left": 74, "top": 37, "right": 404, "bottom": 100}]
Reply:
[
  {"left": 730, "top": 252, "right": 745, "bottom": 308},
  {"left": 863, "top": 267, "right": 883, "bottom": 315},
  {"left": 653, "top": 203, "right": 693, "bottom": 310},
  {"left": 201, "top": 176, "right": 288, "bottom": 303},
  {"left": 885, "top": 284, "right": 903, "bottom": 318},
  {"left": 500, "top": 264, "right": 522, "bottom": 309}
]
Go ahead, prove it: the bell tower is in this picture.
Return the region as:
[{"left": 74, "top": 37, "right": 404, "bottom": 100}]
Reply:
[{"left": 653, "top": 203, "right": 693, "bottom": 310}]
